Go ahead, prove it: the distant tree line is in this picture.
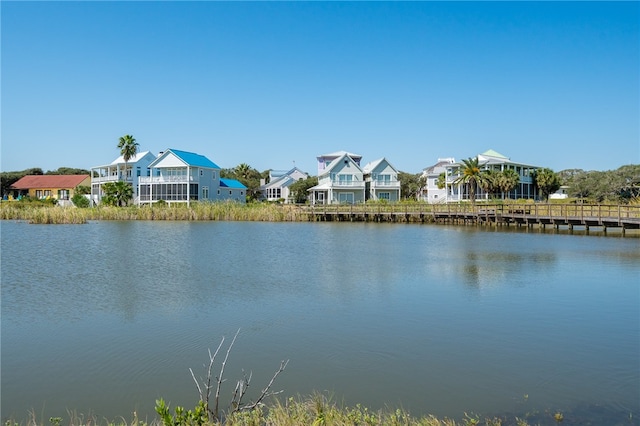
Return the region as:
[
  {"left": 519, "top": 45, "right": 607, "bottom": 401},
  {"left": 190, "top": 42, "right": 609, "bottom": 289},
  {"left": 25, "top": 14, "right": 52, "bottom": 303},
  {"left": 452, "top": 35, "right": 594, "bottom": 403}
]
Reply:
[
  {"left": 558, "top": 164, "right": 640, "bottom": 203},
  {"left": 3, "top": 162, "right": 639, "bottom": 205}
]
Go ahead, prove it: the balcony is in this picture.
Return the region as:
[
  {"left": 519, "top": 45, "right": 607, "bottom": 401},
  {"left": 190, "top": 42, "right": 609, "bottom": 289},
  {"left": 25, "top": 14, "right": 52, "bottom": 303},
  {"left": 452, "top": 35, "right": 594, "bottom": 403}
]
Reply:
[
  {"left": 92, "top": 175, "right": 133, "bottom": 184},
  {"left": 139, "top": 175, "right": 194, "bottom": 184},
  {"left": 369, "top": 180, "right": 400, "bottom": 189}
]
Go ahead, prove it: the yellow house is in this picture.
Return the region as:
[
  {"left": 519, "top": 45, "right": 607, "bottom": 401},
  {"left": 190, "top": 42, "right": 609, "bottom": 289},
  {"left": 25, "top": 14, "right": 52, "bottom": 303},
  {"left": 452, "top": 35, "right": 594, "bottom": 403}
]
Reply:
[{"left": 9, "top": 175, "right": 91, "bottom": 203}]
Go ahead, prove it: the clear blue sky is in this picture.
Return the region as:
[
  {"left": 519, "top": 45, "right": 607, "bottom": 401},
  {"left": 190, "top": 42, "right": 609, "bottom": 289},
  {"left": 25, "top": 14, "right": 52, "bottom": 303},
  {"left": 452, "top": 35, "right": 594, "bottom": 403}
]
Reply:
[{"left": 2, "top": 1, "right": 638, "bottom": 175}]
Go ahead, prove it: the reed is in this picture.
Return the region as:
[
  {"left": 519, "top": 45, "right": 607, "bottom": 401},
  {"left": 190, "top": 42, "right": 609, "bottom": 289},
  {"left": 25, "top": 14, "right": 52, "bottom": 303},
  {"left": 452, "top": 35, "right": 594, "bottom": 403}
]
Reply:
[
  {"left": 5, "top": 394, "right": 534, "bottom": 426},
  {"left": 0, "top": 202, "right": 313, "bottom": 224}
]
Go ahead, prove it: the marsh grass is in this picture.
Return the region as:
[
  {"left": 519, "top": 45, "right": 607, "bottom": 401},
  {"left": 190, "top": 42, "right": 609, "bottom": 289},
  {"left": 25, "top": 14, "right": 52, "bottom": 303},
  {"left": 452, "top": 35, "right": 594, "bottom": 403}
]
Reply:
[
  {"left": 0, "top": 202, "right": 310, "bottom": 224},
  {"left": 6, "top": 394, "right": 538, "bottom": 426}
]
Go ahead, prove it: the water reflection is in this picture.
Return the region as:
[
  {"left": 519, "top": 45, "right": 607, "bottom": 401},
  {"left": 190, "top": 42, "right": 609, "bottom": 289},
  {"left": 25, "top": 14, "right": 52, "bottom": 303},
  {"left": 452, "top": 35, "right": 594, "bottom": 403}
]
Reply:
[{"left": 1, "top": 221, "right": 638, "bottom": 423}]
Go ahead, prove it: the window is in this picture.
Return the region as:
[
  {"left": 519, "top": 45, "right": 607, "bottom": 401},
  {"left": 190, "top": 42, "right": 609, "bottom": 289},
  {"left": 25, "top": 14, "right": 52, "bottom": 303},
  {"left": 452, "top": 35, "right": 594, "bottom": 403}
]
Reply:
[
  {"left": 379, "top": 192, "right": 390, "bottom": 200},
  {"left": 44, "top": 190, "right": 51, "bottom": 197},
  {"left": 202, "top": 186, "right": 209, "bottom": 199},
  {"left": 35, "top": 190, "right": 43, "bottom": 198},
  {"left": 338, "top": 174, "right": 353, "bottom": 185},
  {"left": 212, "top": 171, "right": 216, "bottom": 179},
  {"left": 338, "top": 192, "right": 354, "bottom": 204},
  {"left": 377, "top": 174, "right": 391, "bottom": 184},
  {"left": 200, "top": 169, "right": 204, "bottom": 176},
  {"left": 59, "top": 189, "right": 69, "bottom": 200}
]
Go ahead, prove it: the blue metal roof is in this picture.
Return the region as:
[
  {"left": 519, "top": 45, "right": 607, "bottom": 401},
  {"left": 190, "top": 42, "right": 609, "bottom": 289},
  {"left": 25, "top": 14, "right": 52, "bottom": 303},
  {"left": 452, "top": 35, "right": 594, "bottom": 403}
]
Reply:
[
  {"left": 220, "top": 178, "right": 247, "bottom": 189},
  {"left": 168, "top": 149, "right": 221, "bottom": 169}
]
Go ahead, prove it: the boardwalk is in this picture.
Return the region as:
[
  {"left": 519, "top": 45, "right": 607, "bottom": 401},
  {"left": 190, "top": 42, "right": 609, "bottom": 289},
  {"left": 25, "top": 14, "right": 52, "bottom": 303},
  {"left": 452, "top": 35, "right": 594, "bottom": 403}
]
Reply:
[{"left": 303, "top": 203, "right": 640, "bottom": 234}]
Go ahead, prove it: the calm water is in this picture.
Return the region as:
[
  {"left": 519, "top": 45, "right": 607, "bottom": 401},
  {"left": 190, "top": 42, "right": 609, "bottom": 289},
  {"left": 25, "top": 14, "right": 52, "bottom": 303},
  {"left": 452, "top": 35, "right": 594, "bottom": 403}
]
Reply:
[{"left": 1, "top": 220, "right": 639, "bottom": 424}]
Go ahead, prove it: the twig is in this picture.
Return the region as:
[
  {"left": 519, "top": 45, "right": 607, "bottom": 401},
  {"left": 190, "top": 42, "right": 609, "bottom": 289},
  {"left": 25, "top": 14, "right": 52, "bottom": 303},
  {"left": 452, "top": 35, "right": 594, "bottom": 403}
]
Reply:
[
  {"left": 213, "top": 328, "right": 240, "bottom": 420},
  {"left": 239, "top": 359, "right": 289, "bottom": 411}
]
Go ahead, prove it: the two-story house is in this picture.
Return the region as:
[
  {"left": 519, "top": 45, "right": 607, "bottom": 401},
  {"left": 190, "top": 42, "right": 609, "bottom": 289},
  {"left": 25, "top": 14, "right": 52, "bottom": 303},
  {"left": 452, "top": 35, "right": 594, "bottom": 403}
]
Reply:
[
  {"left": 362, "top": 158, "right": 401, "bottom": 202},
  {"left": 138, "top": 148, "right": 246, "bottom": 205},
  {"left": 309, "top": 151, "right": 365, "bottom": 205},
  {"left": 443, "top": 149, "right": 540, "bottom": 202},
  {"left": 420, "top": 157, "right": 456, "bottom": 203},
  {"left": 91, "top": 151, "right": 156, "bottom": 205},
  {"left": 259, "top": 167, "right": 309, "bottom": 203}
]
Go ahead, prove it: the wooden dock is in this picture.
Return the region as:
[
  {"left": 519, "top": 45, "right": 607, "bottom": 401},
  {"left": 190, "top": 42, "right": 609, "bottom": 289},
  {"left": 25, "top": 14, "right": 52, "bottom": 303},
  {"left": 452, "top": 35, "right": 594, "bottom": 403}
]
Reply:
[{"left": 303, "top": 203, "right": 640, "bottom": 234}]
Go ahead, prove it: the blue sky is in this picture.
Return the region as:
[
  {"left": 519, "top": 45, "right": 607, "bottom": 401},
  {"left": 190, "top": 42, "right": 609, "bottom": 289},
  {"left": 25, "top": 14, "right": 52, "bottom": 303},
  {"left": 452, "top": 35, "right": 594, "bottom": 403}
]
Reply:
[{"left": 2, "top": 1, "right": 638, "bottom": 175}]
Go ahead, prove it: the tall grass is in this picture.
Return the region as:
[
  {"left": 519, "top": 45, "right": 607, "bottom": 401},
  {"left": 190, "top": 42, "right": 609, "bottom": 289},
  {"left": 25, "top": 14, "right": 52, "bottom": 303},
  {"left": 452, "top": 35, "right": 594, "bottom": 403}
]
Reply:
[
  {"left": 0, "top": 202, "right": 311, "bottom": 224},
  {"left": 5, "top": 394, "right": 536, "bottom": 426}
]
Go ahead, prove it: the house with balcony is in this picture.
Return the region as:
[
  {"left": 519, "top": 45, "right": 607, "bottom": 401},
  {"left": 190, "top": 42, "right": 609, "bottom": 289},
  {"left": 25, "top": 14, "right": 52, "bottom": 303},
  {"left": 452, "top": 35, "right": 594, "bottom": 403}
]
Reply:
[
  {"left": 443, "top": 149, "right": 540, "bottom": 202},
  {"left": 362, "top": 158, "right": 401, "bottom": 202},
  {"left": 91, "top": 151, "right": 156, "bottom": 205},
  {"left": 259, "top": 167, "right": 309, "bottom": 203},
  {"left": 138, "top": 148, "right": 246, "bottom": 205},
  {"left": 420, "top": 157, "right": 456, "bottom": 203},
  {"left": 10, "top": 174, "right": 91, "bottom": 206},
  {"left": 309, "top": 151, "right": 365, "bottom": 205}
]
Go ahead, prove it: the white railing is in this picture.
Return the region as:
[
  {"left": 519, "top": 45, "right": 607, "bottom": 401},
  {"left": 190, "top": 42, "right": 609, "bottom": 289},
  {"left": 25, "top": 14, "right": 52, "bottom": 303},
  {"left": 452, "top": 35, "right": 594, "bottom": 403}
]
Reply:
[
  {"left": 92, "top": 175, "right": 129, "bottom": 183},
  {"left": 369, "top": 181, "right": 401, "bottom": 188},
  {"left": 330, "top": 181, "right": 365, "bottom": 187},
  {"left": 139, "top": 176, "right": 194, "bottom": 183}
]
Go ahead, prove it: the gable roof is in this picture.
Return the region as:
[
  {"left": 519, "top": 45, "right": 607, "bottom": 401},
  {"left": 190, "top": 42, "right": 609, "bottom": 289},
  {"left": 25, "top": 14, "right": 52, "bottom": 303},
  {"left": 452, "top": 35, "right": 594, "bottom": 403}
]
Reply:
[
  {"left": 318, "top": 150, "right": 362, "bottom": 160},
  {"left": 11, "top": 175, "right": 90, "bottom": 189},
  {"left": 479, "top": 149, "right": 508, "bottom": 160},
  {"left": 362, "top": 157, "right": 398, "bottom": 174},
  {"left": 152, "top": 149, "right": 221, "bottom": 169},
  {"left": 110, "top": 151, "right": 154, "bottom": 165},
  {"left": 261, "top": 167, "right": 308, "bottom": 189},
  {"left": 220, "top": 178, "right": 247, "bottom": 189},
  {"left": 321, "top": 152, "right": 364, "bottom": 175}
]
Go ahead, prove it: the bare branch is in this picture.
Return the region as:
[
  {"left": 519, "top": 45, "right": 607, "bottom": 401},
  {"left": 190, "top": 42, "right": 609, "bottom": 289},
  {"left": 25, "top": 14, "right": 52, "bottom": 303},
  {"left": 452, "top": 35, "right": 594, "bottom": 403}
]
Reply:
[
  {"left": 240, "top": 359, "right": 289, "bottom": 411},
  {"left": 213, "top": 328, "right": 240, "bottom": 420}
]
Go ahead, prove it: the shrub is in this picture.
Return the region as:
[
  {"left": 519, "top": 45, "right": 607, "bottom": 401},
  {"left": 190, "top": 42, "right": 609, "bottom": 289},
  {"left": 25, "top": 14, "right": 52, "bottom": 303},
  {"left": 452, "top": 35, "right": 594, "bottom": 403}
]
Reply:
[{"left": 72, "top": 194, "right": 90, "bottom": 208}]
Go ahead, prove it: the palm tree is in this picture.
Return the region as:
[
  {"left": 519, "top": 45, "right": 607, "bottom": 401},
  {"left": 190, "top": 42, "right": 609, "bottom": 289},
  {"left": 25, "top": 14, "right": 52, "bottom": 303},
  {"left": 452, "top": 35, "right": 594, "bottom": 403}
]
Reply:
[
  {"left": 534, "top": 168, "right": 561, "bottom": 201},
  {"left": 454, "top": 157, "right": 487, "bottom": 204},
  {"left": 117, "top": 134, "right": 139, "bottom": 182},
  {"left": 497, "top": 169, "right": 520, "bottom": 199},
  {"left": 102, "top": 181, "right": 134, "bottom": 206},
  {"left": 234, "top": 163, "right": 252, "bottom": 181}
]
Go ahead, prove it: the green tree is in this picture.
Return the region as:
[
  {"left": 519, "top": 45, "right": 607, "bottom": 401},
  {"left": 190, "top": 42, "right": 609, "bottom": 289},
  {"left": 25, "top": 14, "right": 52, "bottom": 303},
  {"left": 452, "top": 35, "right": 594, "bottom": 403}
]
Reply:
[
  {"left": 102, "top": 181, "right": 133, "bottom": 206},
  {"left": 436, "top": 172, "right": 446, "bottom": 189},
  {"left": 534, "top": 168, "right": 560, "bottom": 201},
  {"left": 117, "top": 134, "right": 139, "bottom": 180},
  {"left": 75, "top": 185, "right": 91, "bottom": 195},
  {"left": 496, "top": 169, "right": 520, "bottom": 199},
  {"left": 71, "top": 193, "right": 90, "bottom": 208},
  {"left": 46, "top": 167, "right": 90, "bottom": 175},
  {"left": 453, "top": 157, "right": 488, "bottom": 204},
  {"left": 222, "top": 164, "right": 263, "bottom": 202},
  {"left": 1, "top": 168, "right": 44, "bottom": 196},
  {"left": 288, "top": 176, "right": 318, "bottom": 203},
  {"left": 478, "top": 169, "right": 498, "bottom": 199},
  {"left": 398, "top": 171, "right": 426, "bottom": 200}
]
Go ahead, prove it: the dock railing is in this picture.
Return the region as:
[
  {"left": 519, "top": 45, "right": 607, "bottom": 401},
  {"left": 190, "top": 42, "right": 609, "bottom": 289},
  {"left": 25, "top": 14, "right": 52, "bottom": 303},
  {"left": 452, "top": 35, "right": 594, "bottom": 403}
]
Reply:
[{"left": 303, "top": 203, "right": 640, "bottom": 229}]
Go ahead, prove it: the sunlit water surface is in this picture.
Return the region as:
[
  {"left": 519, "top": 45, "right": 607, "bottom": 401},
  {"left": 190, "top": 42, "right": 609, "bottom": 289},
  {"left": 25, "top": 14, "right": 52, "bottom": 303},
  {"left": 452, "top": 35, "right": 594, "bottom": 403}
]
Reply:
[{"left": 1, "top": 220, "right": 638, "bottom": 424}]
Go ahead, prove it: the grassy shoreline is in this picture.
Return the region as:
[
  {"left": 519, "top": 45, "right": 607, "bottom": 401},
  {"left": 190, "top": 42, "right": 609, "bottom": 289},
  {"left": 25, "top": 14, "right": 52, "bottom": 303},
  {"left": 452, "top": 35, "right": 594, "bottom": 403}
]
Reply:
[
  {"left": 5, "top": 393, "right": 621, "bottom": 426},
  {"left": 0, "top": 202, "right": 311, "bottom": 224}
]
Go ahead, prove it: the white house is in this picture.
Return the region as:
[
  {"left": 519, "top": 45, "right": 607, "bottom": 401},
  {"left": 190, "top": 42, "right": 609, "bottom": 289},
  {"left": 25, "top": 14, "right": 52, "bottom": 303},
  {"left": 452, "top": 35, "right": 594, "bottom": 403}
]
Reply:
[
  {"left": 420, "top": 157, "right": 455, "bottom": 203},
  {"left": 91, "top": 151, "right": 157, "bottom": 205},
  {"left": 137, "top": 148, "right": 246, "bottom": 205},
  {"left": 309, "top": 151, "right": 366, "bottom": 205},
  {"left": 549, "top": 185, "right": 570, "bottom": 200},
  {"left": 443, "top": 149, "right": 540, "bottom": 202},
  {"left": 362, "top": 157, "right": 401, "bottom": 202},
  {"left": 259, "top": 167, "right": 309, "bottom": 203}
]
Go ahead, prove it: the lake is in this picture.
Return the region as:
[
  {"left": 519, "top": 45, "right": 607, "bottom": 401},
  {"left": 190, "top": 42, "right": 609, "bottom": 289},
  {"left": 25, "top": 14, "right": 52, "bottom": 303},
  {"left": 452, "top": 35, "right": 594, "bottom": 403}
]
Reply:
[{"left": 1, "top": 220, "right": 638, "bottom": 424}]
